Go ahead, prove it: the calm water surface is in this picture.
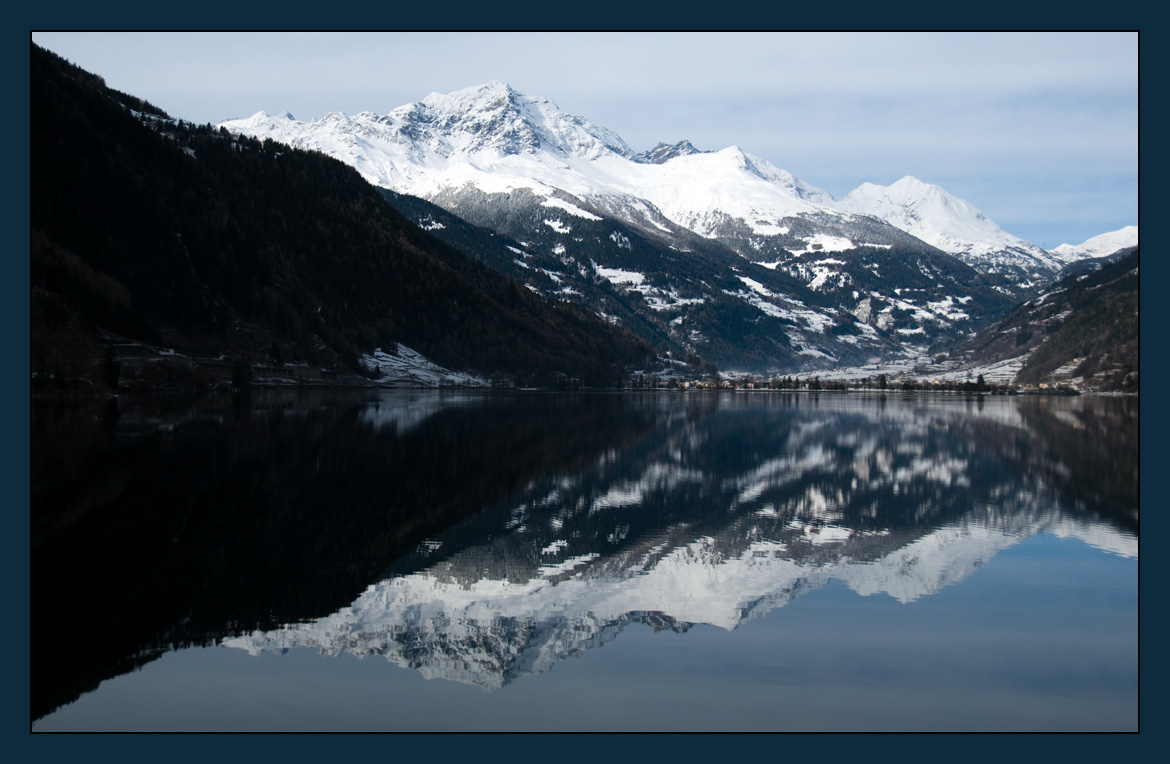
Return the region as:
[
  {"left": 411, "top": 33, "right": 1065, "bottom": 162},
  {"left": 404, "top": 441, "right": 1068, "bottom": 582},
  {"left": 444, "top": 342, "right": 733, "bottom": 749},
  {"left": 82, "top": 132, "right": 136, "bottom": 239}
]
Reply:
[{"left": 31, "top": 390, "right": 1138, "bottom": 731}]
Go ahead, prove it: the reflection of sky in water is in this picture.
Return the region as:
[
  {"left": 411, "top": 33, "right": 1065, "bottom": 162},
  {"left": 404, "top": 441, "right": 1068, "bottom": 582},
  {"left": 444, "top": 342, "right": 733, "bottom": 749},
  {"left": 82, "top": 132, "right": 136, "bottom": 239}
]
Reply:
[
  {"left": 216, "top": 515, "right": 1133, "bottom": 696},
  {"left": 214, "top": 394, "right": 1137, "bottom": 705},
  {"left": 36, "top": 532, "right": 1136, "bottom": 732},
  {"left": 32, "top": 392, "right": 1138, "bottom": 731}
]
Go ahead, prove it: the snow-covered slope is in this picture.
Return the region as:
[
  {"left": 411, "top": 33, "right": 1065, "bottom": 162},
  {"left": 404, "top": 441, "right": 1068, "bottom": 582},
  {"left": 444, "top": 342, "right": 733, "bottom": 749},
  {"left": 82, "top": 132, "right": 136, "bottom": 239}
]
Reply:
[
  {"left": 218, "top": 82, "right": 1089, "bottom": 372},
  {"left": 221, "top": 82, "right": 1080, "bottom": 276},
  {"left": 221, "top": 82, "right": 945, "bottom": 257},
  {"left": 833, "top": 176, "right": 1067, "bottom": 282},
  {"left": 362, "top": 345, "right": 489, "bottom": 388},
  {"left": 1050, "top": 225, "right": 1138, "bottom": 261}
]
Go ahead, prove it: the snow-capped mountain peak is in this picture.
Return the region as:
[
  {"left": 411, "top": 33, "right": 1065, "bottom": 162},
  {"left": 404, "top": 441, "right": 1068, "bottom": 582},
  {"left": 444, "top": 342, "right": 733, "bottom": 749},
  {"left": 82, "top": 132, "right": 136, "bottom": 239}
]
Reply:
[
  {"left": 833, "top": 175, "right": 1064, "bottom": 279},
  {"left": 219, "top": 84, "right": 1044, "bottom": 268},
  {"left": 220, "top": 83, "right": 1093, "bottom": 285},
  {"left": 388, "top": 80, "right": 637, "bottom": 162},
  {"left": 217, "top": 82, "right": 1112, "bottom": 372},
  {"left": 220, "top": 86, "right": 857, "bottom": 245},
  {"left": 838, "top": 176, "right": 991, "bottom": 238},
  {"left": 1050, "top": 225, "right": 1138, "bottom": 261}
]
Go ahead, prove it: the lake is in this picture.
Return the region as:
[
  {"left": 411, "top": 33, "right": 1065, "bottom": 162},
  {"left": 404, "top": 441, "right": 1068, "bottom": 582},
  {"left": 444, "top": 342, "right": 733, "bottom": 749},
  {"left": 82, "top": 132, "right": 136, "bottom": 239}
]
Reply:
[{"left": 30, "top": 389, "right": 1138, "bottom": 732}]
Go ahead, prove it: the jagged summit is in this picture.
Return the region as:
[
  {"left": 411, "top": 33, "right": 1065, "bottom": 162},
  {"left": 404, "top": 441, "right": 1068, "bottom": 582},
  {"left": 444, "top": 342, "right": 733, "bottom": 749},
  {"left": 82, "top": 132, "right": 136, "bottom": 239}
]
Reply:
[
  {"left": 637, "top": 139, "right": 705, "bottom": 164},
  {"left": 423, "top": 79, "right": 515, "bottom": 102},
  {"left": 219, "top": 84, "right": 858, "bottom": 240},
  {"left": 385, "top": 80, "right": 637, "bottom": 161},
  {"left": 222, "top": 83, "right": 1046, "bottom": 266}
]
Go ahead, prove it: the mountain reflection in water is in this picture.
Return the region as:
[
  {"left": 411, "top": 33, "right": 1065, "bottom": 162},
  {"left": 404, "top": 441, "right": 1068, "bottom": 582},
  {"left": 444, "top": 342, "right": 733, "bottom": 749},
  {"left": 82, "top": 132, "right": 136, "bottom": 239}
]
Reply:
[
  {"left": 31, "top": 390, "right": 1137, "bottom": 723},
  {"left": 222, "top": 393, "right": 1137, "bottom": 693}
]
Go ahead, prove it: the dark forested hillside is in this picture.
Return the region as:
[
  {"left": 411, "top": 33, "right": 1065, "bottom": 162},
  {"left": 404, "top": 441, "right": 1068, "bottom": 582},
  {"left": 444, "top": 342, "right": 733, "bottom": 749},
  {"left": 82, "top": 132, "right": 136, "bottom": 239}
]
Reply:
[
  {"left": 953, "top": 249, "right": 1139, "bottom": 391},
  {"left": 30, "top": 43, "right": 654, "bottom": 388},
  {"left": 1014, "top": 250, "right": 1138, "bottom": 389}
]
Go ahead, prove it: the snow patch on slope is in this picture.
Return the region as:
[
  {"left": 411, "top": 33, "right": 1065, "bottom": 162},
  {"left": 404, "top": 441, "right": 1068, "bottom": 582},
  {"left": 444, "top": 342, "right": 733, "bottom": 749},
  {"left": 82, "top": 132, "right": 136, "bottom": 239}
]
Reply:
[{"left": 362, "top": 346, "right": 489, "bottom": 388}]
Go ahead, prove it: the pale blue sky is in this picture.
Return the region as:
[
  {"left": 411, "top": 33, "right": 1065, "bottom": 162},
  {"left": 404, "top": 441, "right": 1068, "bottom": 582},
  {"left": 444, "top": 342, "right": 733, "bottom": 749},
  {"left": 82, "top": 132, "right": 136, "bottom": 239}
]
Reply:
[{"left": 31, "top": 31, "right": 1138, "bottom": 250}]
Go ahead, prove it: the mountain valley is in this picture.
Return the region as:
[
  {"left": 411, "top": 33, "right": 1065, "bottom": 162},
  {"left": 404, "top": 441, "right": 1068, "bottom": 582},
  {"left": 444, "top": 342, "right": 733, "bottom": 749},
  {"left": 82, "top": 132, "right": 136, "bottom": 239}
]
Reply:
[
  {"left": 221, "top": 81, "right": 1137, "bottom": 385},
  {"left": 31, "top": 45, "right": 1138, "bottom": 390}
]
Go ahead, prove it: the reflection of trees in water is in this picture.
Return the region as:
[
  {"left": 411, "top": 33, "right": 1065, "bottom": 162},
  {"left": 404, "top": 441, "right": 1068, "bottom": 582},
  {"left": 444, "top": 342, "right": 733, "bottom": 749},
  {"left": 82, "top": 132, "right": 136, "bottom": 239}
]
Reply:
[
  {"left": 31, "top": 392, "right": 1137, "bottom": 720},
  {"left": 1009, "top": 396, "right": 1139, "bottom": 530},
  {"left": 229, "top": 395, "right": 1140, "bottom": 693},
  {"left": 31, "top": 391, "right": 658, "bottom": 721},
  {"left": 403, "top": 395, "right": 1137, "bottom": 591}
]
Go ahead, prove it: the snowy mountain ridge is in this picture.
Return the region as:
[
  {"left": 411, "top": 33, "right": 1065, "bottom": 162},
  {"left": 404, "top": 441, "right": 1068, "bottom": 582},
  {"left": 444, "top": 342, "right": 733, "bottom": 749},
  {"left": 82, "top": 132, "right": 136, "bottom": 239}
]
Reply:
[
  {"left": 219, "top": 82, "right": 1134, "bottom": 374},
  {"left": 832, "top": 176, "right": 1070, "bottom": 280},
  {"left": 220, "top": 81, "right": 1099, "bottom": 275},
  {"left": 224, "top": 87, "right": 846, "bottom": 246},
  {"left": 1049, "top": 225, "right": 1139, "bottom": 261}
]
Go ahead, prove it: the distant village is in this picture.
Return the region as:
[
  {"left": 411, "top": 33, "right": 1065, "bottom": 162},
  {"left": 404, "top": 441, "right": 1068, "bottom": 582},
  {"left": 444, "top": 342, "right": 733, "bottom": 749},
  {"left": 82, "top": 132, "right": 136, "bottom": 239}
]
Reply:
[{"left": 31, "top": 337, "right": 1085, "bottom": 397}]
